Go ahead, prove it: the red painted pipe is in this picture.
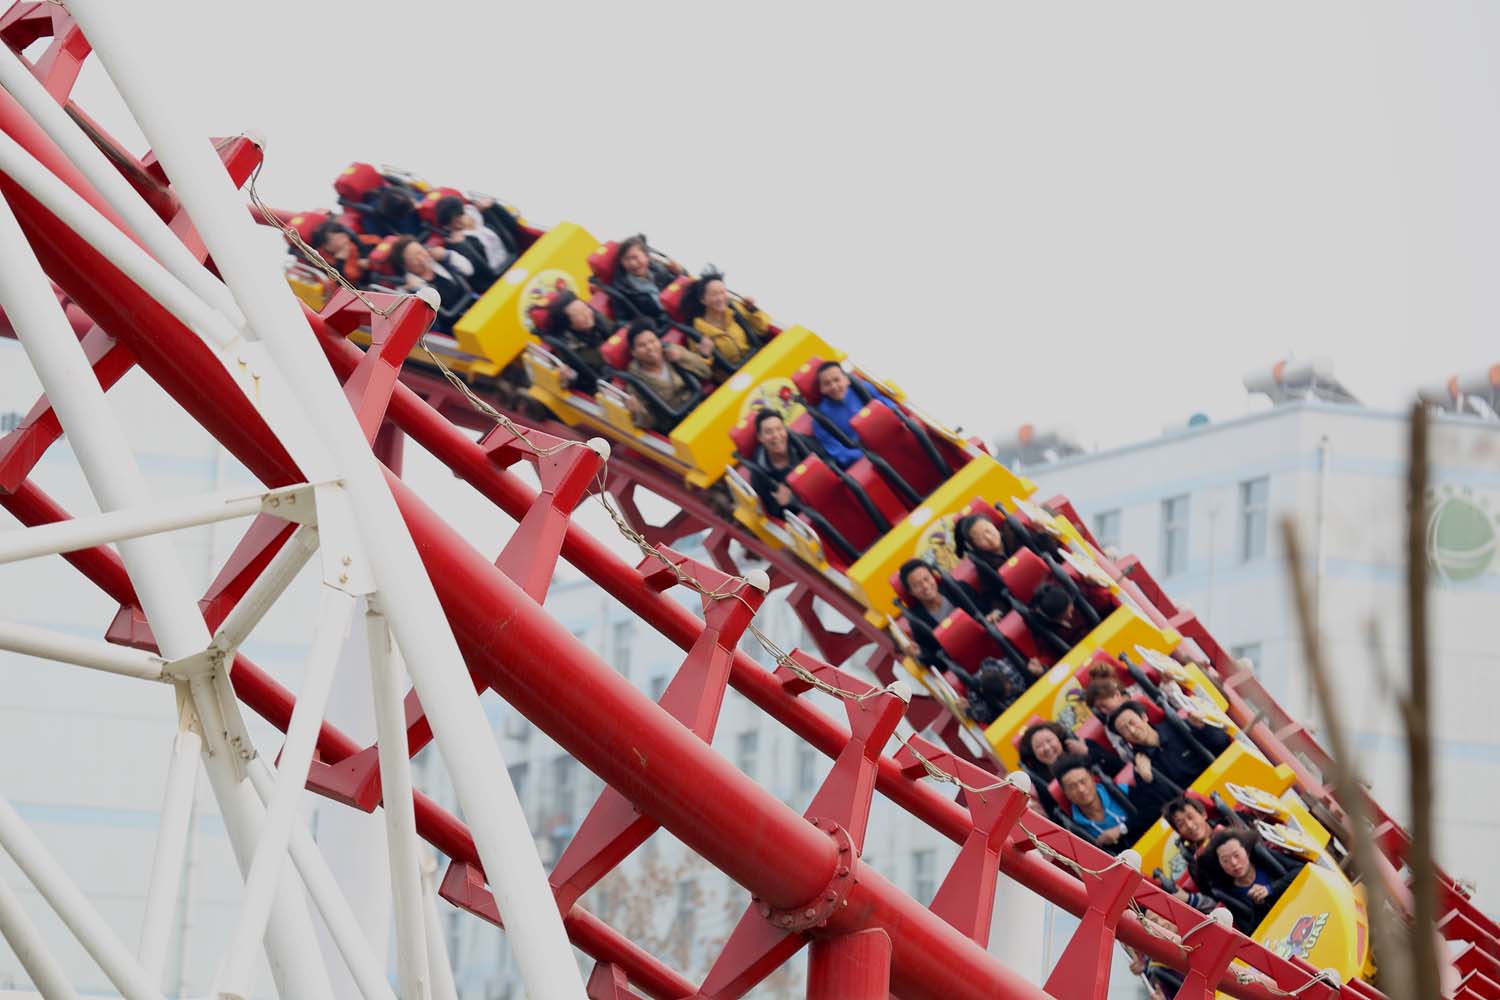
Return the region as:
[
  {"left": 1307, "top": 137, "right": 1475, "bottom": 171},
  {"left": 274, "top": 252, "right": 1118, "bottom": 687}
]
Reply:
[{"left": 808, "top": 929, "right": 891, "bottom": 1000}]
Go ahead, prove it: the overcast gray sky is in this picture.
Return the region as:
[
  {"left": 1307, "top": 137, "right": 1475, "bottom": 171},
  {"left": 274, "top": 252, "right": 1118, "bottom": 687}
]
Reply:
[{"left": 67, "top": 1, "right": 1499, "bottom": 450}]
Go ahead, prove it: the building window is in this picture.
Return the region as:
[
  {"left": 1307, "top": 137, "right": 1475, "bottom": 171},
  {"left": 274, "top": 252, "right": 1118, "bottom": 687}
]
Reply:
[
  {"left": 736, "top": 730, "right": 759, "bottom": 780},
  {"left": 0, "top": 411, "right": 20, "bottom": 433},
  {"left": 796, "top": 743, "right": 818, "bottom": 793},
  {"left": 612, "top": 621, "right": 634, "bottom": 679},
  {"left": 649, "top": 674, "right": 669, "bottom": 701},
  {"left": 1093, "top": 509, "right": 1121, "bottom": 552},
  {"left": 1161, "top": 495, "right": 1190, "bottom": 575},
  {"left": 1238, "top": 477, "right": 1269, "bottom": 563},
  {"left": 1229, "top": 642, "right": 1262, "bottom": 671},
  {"left": 671, "top": 877, "right": 697, "bottom": 937},
  {"left": 551, "top": 755, "right": 577, "bottom": 820},
  {"left": 911, "top": 849, "right": 936, "bottom": 905}
]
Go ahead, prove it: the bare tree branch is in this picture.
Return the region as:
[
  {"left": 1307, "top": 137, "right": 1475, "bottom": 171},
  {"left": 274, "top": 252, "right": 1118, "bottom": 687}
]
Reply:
[
  {"left": 1405, "top": 403, "right": 1442, "bottom": 1000},
  {"left": 1280, "top": 517, "right": 1409, "bottom": 994},
  {"left": 1364, "top": 618, "right": 1399, "bottom": 706}
]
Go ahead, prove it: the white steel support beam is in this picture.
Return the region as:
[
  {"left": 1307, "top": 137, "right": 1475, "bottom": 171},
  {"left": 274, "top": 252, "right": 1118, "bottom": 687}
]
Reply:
[
  {"left": 0, "top": 189, "right": 334, "bottom": 998},
  {"left": 200, "top": 742, "right": 336, "bottom": 1000},
  {"left": 0, "top": 793, "right": 161, "bottom": 1000},
  {"left": 247, "top": 762, "right": 399, "bottom": 1000},
  {"left": 420, "top": 850, "right": 461, "bottom": 1000},
  {"left": 0, "top": 873, "right": 79, "bottom": 1000},
  {"left": 211, "top": 524, "right": 320, "bottom": 656},
  {"left": 63, "top": 10, "right": 587, "bottom": 995},
  {"left": 369, "top": 610, "right": 431, "bottom": 1000},
  {"left": 0, "top": 44, "right": 247, "bottom": 327},
  {"left": 0, "top": 485, "right": 312, "bottom": 566},
  {"left": 212, "top": 586, "right": 356, "bottom": 999},
  {"left": 0, "top": 126, "right": 241, "bottom": 350},
  {"left": 0, "top": 621, "right": 166, "bottom": 680},
  {"left": 138, "top": 727, "right": 202, "bottom": 987}
]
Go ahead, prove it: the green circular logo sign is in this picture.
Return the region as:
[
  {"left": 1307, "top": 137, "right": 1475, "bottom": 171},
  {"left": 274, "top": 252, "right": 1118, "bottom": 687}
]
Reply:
[{"left": 1425, "top": 487, "right": 1499, "bottom": 584}]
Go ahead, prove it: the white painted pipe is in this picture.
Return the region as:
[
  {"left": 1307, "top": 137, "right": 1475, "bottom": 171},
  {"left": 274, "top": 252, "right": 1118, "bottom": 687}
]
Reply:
[
  {"left": 0, "top": 793, "right": 162, "bottom": 999},
  {"left": 0, "top": 873, "right": 80, "bottom": 1000},
  {"left": 0, "top": 488, "right": 275, "bottom": 565},
  {"left": 0, "top": 127, "right": 240, "bottom": 349},
  {"left": 420, "top": 851, "right": 461, "bottom": 1000},
  {"left": 0, "top": 45, "right": 247, "bottom": 329},
  {"left": 211, "top": 523, "right": 319, "bottom": 655},
  {"left": 0, "top": 621, "right": 165, "bottom": 680},
  {"left": 213, "top": 586, "right": 355, "bottom": 998},
  {"left": 0, "top": 185, "right": 333, "bottom": 998},
  {"left": 172, "top": 767, "right": 202, "bottom": 1000},
  {"left": 247, "top": 762, "right": 399, "bottom": 1000},
  {"left": 65, "top": 7, "right": 586, "bottom": 996},
  {"left": 200, "top": 737, "right": 336, "bottom": 1000},
  {"left": 138, "top": 728, "right": 202, "bottom": 986},
  {"left": 369, "top": 612, "right": 432, "bottom": 1000}
]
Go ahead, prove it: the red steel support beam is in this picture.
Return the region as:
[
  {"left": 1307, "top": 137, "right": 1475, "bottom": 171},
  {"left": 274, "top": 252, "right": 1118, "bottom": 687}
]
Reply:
[{"left": 806, "top": 928, "right": 891, "bottom": 1000}]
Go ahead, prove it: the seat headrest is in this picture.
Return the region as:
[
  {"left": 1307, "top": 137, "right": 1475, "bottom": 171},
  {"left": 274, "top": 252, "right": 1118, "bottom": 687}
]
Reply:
[
  {"left": 527, "top": 301, "right": 554, "bottom": 335},
  {"left": 730, "top": 414, "right": 760, "bottom": 459},
  {"left": 588, "top": 241, "right": 622, "bottom": 284},
  {"left": 948, "top": 558, "right": 980, "bottom": 590},
  {"left": 1078, "top": 650, "right": 1129, "bottom": 687},
  {"left": 286, "top": 210, "right": 329, "bottom": 243},
  {"left": 600, "top": 329, "right": 630, "bottom": 370},
  {"left": 890, "top": 570, "right": 912, "bottom": 606},
  {"left": 660, "top": 275, "right": 693, "bottom": 323},
  {"left": 994, "top": 610, "right": 1039, "bottom": 657},
  {"left": 1186, "top": 789, "right": 1217, "bottom": 819},
  {"left": 852, "top": 397, "right": 899, "bottom": 430},
  {"left": 368, "top": 237, "right": 399, "bottom": 276},
  {"left": 335, "top": 208, "right": 367, "bottom": 235},
  {"left": 1076, "top": 715, "right": 1107, "bottom": 744},
  {"left": 963, "top": 498, "right": 1005, "bottom": 524},
  {"left": 785, "top": 455, "right": 836, "bottom": 491},
  {"left": 793, "top": 356, "right": 827, "bottom": 406},
  {"left": 417, "top": 186, "right": 465, "bottom": 225},
  {"left": 334, "top": 162, "right": 387, "bottom": 202},
  {"left": 1000, "top": 548, "right": 1050, "bottom": 603}
]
